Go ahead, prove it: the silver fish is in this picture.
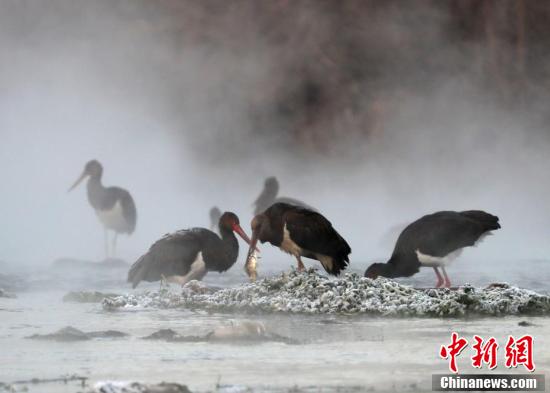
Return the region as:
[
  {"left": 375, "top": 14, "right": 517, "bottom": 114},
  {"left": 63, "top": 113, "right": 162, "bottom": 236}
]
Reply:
[{"left": 245, "top": 251, "right": 260, "bottom": 282}]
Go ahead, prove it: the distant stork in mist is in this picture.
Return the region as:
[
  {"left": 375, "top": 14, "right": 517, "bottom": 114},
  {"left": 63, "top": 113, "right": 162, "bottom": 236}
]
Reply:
[
  {"left": 68, "top": 160, "right": 137, "bottom": 257},
  {"left": 253, "top": 176, "right": 316, "bottom": 215},
  {"left": 209, "top": 206, "right": 222, "bottom": 231},
  {"left": 245, "top": 202, "right": 351, "bottom": 279},
  {"left": 364, "top": 210, "right": 500, "bottom": 288},
  {"left": 128, "top": 212, "right": 254, "bottom": 288}
]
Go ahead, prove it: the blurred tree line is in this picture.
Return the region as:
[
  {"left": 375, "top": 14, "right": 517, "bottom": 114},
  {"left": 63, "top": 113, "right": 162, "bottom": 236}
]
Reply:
[
  {"left": 4, "top": 0, "right": 545, "bottom": 153},
  {"left": 152, "top": 0, "right": 548, "bottom": 152}
]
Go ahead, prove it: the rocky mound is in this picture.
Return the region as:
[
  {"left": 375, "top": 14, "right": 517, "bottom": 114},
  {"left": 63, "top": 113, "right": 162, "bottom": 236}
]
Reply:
[{"left": 102, "top": 270, "right": 550, "bottom": 317}]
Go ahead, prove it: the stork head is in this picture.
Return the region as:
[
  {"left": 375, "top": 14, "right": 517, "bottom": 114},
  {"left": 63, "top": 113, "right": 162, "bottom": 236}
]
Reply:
[
  {"left": 219, "top": 212, "right": 254, "bottom": 247},
  {"left": 264, "top": 176, "right": 279, "bottom": 193},
  {"left": 249, "top": 213, "right": 271, "bottom": 242},
  {"left": 364, "top": 263, "right": 386, "bottom": 279},
  {"left": 68, "top": 160, "right": 103, "bottom": 192}
]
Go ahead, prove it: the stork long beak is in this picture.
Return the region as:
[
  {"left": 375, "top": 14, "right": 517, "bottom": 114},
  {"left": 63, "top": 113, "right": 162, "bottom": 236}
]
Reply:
[
  {"left": 232, "top": 224, "right": 259, "bottom": 251},
  {"left": 68, "top": 171, "right": 87, "bottom": 192}
]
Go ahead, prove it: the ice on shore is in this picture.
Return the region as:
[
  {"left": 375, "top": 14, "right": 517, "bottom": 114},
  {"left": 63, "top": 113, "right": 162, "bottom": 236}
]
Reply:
[
  {"left": 27, "top": 326, "right": 128, "bottom": 341},
  {"left": 93, "top": 381, "right": 191, "bottom": 393},
  {"left": 52, "top": 257, "right": 129, "bottom": 270},
  {"left": 142, "top": 321, "right": 298, "bottom": 344},
  {"left": 0, "top": 273, "right": 26, "bottom": 293},
  {"left": 0, "top": 288, "right": 16, "bottom": 298},
  {"left": 102, "top": 270, "right": 550, "bottom": 317},
  {"left": 63, "top": 291, "right": 121, "bottom": 303}
]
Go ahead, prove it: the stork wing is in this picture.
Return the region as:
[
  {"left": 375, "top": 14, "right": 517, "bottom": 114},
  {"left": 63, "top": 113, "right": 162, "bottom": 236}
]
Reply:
[
  {"left": 284, "top": 209, "right": 351, "bottom": 259},
  {"left": 275, "top": 196, "right": 317, "bottom": 212},
  {"left": 120, "top": 190, "right": 137, "bottom": 234},
  {"left": 399, "top": 214, "right": 485, "bottom": 258},
  {"left": 101, "top": 186, "right": 137, "bottom": 234},
  {"left": 127, "top": 230, "right": 201, "bottom": 287}
]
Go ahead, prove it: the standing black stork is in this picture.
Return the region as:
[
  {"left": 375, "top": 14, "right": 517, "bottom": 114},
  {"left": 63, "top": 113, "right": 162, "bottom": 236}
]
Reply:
[
  {"left": 244, "top": 202, "right": 351, "bottom": 278},
  {"left": 127, "top": 212, "right": 253, "bottom": 288},
  {"left": 69, "top": 160, "right": 136, "bottom": 257},
  {"left": 364, "top": 210, "right": 500, "bottom": 288},
  {"left": 253, "top": 176, "right": 316, "bottom": 215},
  {"left": 209, "top": 206, "right": 222, "bottom": 231}
]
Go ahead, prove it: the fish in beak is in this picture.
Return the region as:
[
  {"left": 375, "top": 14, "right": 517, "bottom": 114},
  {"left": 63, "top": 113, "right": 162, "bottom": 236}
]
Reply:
[
  {"left": 244, "top": 231, "right": 260, "bottom": 281},
  {"left": 245, "top": 249, "right": 259, "bottom": 282}
]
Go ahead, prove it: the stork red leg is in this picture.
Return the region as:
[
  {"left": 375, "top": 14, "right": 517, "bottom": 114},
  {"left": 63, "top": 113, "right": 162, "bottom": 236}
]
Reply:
[
  {"left": 441, "top": 267, "right": 452, "bottom": 288},
  {"left": 296, "top": 256, "right": 305, "bottom": 272},
  {"left": 433, "top": 267, "right": 444, "bottom": 288}
]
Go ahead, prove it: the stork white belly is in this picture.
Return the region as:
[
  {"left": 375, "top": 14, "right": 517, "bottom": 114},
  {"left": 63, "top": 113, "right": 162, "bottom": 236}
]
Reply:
[
  {"left": 415, "top": 231, "right": 493, "bottom": 267},
  {"left": 415, "top": 248, "right": 463, "bottom": 267},
  {"left": 166, "top": 252, "right": 207, "bottom": 285},
  {"left": 280, "top": 224, "right": 302, "bottom": 256},
  {"left": 95, "top": 200, "right": 127, "bottom": 232}
]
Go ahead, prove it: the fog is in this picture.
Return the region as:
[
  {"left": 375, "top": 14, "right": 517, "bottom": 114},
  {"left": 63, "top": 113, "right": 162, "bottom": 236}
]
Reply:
[{"left": 1, "top": 0, "right": 549, "bottom": 274}]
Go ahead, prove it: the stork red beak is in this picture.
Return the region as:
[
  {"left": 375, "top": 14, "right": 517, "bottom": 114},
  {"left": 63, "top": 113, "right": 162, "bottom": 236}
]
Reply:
[
  {"left": 68, "top": 170, "right": 87, "bottom": 192},
  {"left": 232, "top": 224, "right": 258, "bottom": 251}
]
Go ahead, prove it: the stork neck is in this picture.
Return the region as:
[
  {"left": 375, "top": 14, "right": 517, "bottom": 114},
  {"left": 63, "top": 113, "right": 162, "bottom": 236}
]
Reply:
[
  {"left": 254, "top": 187, "right": 278, "bottom": 215},
  {"left": 381, "top": 254, "right": 419, "bottom": 278},
  {"left": 218, "top": 227, "right": 239, "bottom": 261},
  {"left": 379, "top": 262, "right": 400, "bottom": 278},
  {"left": 88, "top": 172, "right": 103, "bottom": 183},
  {"left": 86, "top": 175, "right": 106, "bottom": 209}
]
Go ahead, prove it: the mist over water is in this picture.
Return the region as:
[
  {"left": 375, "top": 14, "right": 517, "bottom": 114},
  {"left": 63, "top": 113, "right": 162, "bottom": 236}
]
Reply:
[
  {"left": 1, "top": 0, "right": 549, "bottom": 275},
  {"left": 1, "top": 4, "right": 550, "bottom": 392}
]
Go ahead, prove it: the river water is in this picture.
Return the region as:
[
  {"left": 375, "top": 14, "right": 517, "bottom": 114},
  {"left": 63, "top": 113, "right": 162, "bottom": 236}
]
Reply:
[{"left": 0, "top": 258, "right": 548, "bottom": 393}]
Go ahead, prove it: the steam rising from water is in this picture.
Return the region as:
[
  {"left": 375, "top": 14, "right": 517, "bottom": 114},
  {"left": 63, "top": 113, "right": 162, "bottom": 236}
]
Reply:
[{"left": 1, "top": 1, "right": 549, "bottom": 276}]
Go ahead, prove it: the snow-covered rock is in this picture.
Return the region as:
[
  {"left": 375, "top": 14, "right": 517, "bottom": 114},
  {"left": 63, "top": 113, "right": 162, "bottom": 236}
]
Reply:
[{"left": 102, "top": 270, "right": 550, "bottom": 317}]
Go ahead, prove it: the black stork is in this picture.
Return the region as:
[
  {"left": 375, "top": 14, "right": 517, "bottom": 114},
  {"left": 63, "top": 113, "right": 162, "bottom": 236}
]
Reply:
[
  {"left": 127, "top": 212, "right": 253, "bottom": 288},
  {"left": 364, "top": 210, "right": 501, "bottom": 288},
  {"left": 253, "top": 176, "right": 316, "bottom": 215},
  {"left": 209, "top": 206, "right": 222, "bottom": 231},
  {"left": 69, "top": 160, "right": 137, "bottom": 257},
  {"left": 244, "top": 202, "right": 351, "bottom": 278}
]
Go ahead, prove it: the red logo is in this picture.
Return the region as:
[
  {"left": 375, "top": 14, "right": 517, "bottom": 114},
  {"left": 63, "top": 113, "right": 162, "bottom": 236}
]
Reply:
[
  {"left": 439, "top": 332, "right": 469, "bottom": 373},
  {"left": 440, "top": 333, "right": 535, "bottom": 373},
  {"left": 505, "top": 335, "right": 535, "bottom": 372},
  {"left": 471, "top": 335, "right": 499, "bottom": 370}
]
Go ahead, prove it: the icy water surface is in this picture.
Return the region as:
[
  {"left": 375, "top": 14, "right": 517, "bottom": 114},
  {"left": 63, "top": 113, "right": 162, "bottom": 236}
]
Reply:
[{"left": 0, "top": 258, "right": 549, "bottom": 393}]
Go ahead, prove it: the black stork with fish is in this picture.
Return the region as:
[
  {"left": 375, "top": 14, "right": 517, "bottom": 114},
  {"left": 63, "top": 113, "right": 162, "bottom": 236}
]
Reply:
[
  {"left": 244, "top": 202, "right": 351, "bottom": 279},
  {"left": 128, "top": 212, "right": 254, "bottom": 288},
  {"left": 253, "top": 176, "right": 316, "bottom": 215},
  {"left": 69, "top": 160, "right": 137, "bottom": 257},
  {"left": 364, "top": 210, "right": 500, "bottom": 288}
]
